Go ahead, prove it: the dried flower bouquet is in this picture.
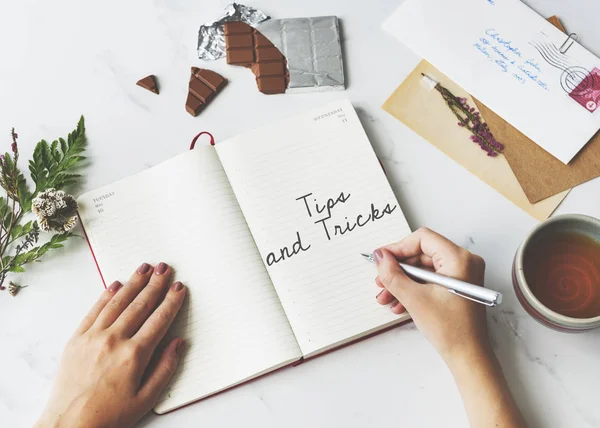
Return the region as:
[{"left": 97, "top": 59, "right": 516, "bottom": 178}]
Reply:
[{"left": 0, "top": 117, "right": 86, "bottom": 294}]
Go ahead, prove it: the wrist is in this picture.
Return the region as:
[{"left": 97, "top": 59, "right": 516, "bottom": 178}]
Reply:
[
  {"left": 35, "top": 413, "right": 59, "bottom": 428},
  {"left": 36, "top": 404, "right": 80, "bottom": 428},
  {"left": 443, "top": 339, "right": 495, "bottom": 373}
]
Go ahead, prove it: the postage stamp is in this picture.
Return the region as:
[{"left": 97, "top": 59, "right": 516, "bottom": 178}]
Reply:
[{"left": 567, "top": 67, "right": 600, "bottom": 113}]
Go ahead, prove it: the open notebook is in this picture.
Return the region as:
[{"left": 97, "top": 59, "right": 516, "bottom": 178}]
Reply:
[{"left": 77, "top": 99, "right": 412, "bottom": 414}]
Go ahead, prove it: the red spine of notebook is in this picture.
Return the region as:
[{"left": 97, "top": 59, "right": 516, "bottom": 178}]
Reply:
[{"left": 79, "top": 213, "right": 107, "bottom": 289}]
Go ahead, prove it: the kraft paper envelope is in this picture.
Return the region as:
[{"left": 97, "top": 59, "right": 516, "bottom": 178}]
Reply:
[
  {"left": 382, "top": 60, "right": 568, "bottom": 221},
  {"left": 472, "top": 19, "right": 600, "bottom": 204},
  {"left": 384, "top": 0, "right": 600, "bottom": 164},
  {"left": 475, "top": 99, "right": 600, "bottom": 204}
]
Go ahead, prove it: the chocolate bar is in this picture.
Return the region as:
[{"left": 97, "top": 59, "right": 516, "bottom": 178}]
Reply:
[
  {"left": 136, "top": 75, "right": 159, "bottom": 94},
  {"left": 197, "top": 3, "right": 269, "bottom": 60},
  {"left": 256, "top": 17, "right": 345, "bottom": 93},
  {"left": 185, "top": 67, "right": 227, "bottom": 117},
  {"left": 224, "top": 21, "right": 289, "bottom": 94}
]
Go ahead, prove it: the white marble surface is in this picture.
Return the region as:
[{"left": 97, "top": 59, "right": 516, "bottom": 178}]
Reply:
[{"left": 1, "top": 0, "right": 599, "bottom": 427}]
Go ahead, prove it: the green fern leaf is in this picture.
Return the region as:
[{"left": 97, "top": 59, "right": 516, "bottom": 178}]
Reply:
[{"left": 28, "top": 116, "right": 86, "bottom": 195}]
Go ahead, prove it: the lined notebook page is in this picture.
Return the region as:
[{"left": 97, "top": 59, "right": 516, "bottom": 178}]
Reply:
[
  {"left": 216, "top": 99, "right": 412, "bottom": 357},
  {"left": 77, "top": 147, "right": 301, "bottom": 414}
]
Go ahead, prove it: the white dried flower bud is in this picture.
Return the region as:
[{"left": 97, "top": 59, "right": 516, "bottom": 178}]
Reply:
[
  {"left": 8, "top": 281, "right": 21, "bottom": 297},
  {"left": 31, "top": 189, "right": 78, "bottom": 233}
]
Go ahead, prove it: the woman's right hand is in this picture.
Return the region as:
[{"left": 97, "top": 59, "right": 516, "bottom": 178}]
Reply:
[
  {"left": 373, "top": 227, "right": 490, "bottom": 364},
  {"left": 374, "top": 228, "right": 527, "bottom": 428}
]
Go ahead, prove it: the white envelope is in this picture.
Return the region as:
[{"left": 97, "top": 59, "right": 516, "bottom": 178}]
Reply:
[{"left": 384, "top": 0, "right": 600, "bottom": 164}]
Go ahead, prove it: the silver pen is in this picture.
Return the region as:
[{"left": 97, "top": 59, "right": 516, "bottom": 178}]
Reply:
[{"left": 361, "top": 253, "right": 502, "bottom": 307}]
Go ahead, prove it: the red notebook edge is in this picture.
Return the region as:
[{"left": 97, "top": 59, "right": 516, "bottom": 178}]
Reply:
[
  {"left": 154, "top": 317, "right": 413, "bottom": 415},
  {"left": 78, "top": 212, "right": 107, "bottom": 288}
]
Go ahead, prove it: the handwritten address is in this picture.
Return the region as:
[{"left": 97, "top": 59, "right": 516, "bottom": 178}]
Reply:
[{"left": 474, "top": 29, "right": 549, "bottom": 91}]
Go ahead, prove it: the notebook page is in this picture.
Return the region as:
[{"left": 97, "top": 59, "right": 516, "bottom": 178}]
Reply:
[
  {"left": 216, "top": 99, "right": 412, "bottom": 357},
  {"left": 77, "top": 147, "right": 301, "bottom": 414}
]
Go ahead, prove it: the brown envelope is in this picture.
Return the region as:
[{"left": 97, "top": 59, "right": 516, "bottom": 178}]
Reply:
[
  {"left": 472, "top": 16, "right": 600, "bottom": 204},
  {"left": 382, "top": 60, "right": 568, "bottom": 221}
]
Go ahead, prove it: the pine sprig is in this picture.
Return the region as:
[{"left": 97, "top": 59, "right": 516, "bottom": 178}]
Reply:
[{"left": 29, "top": 116, "right": 86, "bottom": 198}]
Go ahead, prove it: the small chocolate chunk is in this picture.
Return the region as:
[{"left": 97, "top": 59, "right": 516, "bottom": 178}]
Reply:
[
  {"left": 193, "top": 68, "right": 226, "bottom": 91},
  {"left": 256, "top": 75, "right": 287, "bottom": 94},
  {"left": 224, "top": 21, "right": 253, "bottom": 35},
  {"left": 254, "top": 62, "right": 285, "bottom": 77},
  {"left": 185, "top": 68, "right": 227, "bottom": 117},
  {"left": 227, "top": 49, "right": 256, "bottom": 66},
  {"left": 226, "top": 33, "right": 254, "bottom": 49},
  {"left": 185, "top": 93, "right": 203, "bottom": 116},
  {"left": 224, "top": 21, "right": 289, "bottom": 95},
  {"left": 189, "top": 78, "right": 214, "bottom": 102},
  {"left": 136, "top": 75, "right": 159, "bottom": 94},
  {"left": 255, "top": 46, "right": 283, "bottom": 62}
]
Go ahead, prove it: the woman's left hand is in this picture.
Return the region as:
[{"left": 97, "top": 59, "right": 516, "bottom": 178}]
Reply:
[{"left": 36, "top": 262, "right": 186, "bottom": 428}]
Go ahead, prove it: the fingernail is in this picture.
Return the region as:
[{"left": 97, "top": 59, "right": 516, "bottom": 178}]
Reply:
[
  {"left": 137, "top": 263, "right": 151, "bottom": 274},
  {"left": 155, "top": 262, "right": 168, "bottom": 275},
  {"left": 176, "top": 339, "right": 186, "bottom": 356},
  {"left": 172, "top": 281, "right": 184, "bottom": 292},
  {"left": 376, "top": 289, "right": 384, "bottom": 299},
  {"left": 373, "top": 249, "right": 383, "bottom": 264},
  {"left": 108, "top": 281, "right": 122, "bottom": 292}
]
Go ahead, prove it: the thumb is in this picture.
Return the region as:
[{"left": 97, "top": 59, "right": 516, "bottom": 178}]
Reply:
[{"left": 374, "top": 248, "right": 418, "bottom": 303}]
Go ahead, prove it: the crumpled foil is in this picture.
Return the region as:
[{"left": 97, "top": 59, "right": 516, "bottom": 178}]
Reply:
[
  {"left": 197, "top": 2, "right": 269, "bottom": 60},
  {"left": 256, "top": 16, "right": 346, "bottom": 93}
]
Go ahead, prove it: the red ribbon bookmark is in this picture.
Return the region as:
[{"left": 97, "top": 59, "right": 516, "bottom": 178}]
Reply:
[{"left": 189, "top": 131, "right": 215, "bottom": 150}]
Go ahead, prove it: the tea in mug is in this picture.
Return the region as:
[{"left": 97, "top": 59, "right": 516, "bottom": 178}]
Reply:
[{"left": 524, "top": 231, "right": 600, "bottom": 319}]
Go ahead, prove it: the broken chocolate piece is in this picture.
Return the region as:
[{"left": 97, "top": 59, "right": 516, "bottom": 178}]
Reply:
[
  {"left": 185, "top": 68, "right": 227, "bottom": 117},
  {"left": 136, "top": 75, "right": 159, "bottom": 94},
  {"left": 224, "top": 21, "right": 289, "bottom": 95}
]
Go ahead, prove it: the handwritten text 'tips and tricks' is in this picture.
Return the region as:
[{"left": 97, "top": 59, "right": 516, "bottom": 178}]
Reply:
[{"left": 264, "top": 192, "right": 397, "bottom": 267}]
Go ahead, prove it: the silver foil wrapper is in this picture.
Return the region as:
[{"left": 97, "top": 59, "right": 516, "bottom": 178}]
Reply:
[
  {"left": 197, "top": 3, "right": 269, "bottom": 60},
  {"left": 256, "top": 16, "right": 345, "bottom": 93}
]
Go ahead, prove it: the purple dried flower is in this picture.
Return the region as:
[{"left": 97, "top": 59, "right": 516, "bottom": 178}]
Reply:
[
  {"left": 431, "top": 78, "right": 503, "bottom": 157},
  {"left": 10, "top": 127, "right": 19, "bottom": 155}
]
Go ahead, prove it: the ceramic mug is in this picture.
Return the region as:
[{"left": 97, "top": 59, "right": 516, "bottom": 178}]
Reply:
[{"left": 512, "top": 214, "right": 600, "bottom": 332}]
